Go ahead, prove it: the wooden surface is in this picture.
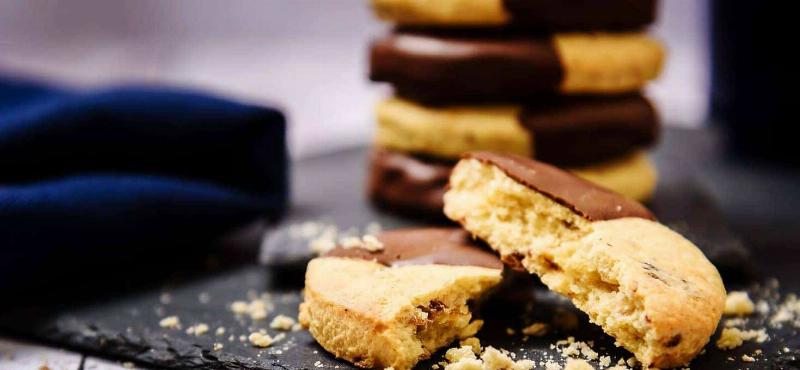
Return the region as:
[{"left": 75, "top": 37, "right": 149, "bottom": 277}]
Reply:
[{"left": 1, "top": 128, "right": 799, "bottom": 369}]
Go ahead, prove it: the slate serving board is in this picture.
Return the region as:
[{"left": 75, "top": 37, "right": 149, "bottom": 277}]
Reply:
[{"left": 1, "top": 129, "right": 798, "bottom": 369}]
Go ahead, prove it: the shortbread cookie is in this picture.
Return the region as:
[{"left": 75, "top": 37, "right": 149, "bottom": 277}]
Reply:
[
  {"left": 371, "top": 30, "right": 664, "bottom": 100},
  {"left": 299, "top": 228, "right": 503, "bottom": 370},
  {"left": 371, "top": 0, "right": 656, "bottom": 29},
  {"left": 375, "top": 96, "right": 658, "bottom": 165},
  {"left": 367, "top": 149, "right": 657, "bottom": 218},
  {"left": 443, "top": 152, "right": 726, "bottom": 368}
]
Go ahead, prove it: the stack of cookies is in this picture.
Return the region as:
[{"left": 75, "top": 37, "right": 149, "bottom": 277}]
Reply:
[{"left": 366, "top": 0, "right": 665, "bottom": 219}]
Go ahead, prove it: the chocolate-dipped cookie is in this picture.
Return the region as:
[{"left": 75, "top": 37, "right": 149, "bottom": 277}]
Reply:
[
  {"left": 299, "top": 228, "right": 503, "bottom": 370},
  {"left": 443, "top": 152, "right": 726, "bottom": 368},
  {"left": 371, "top": 0, "right": 657, "bottom": 30},
  {"left": 371, "top": 30, "right": 664, "bottom": 101},
  {"left": 367, "top": 149, "right": 453, "bottom": 218},
  {"left": 375, "top": 95, "right": 659, "bottom": 166},
  {"left": 367, "top": 149, "right": 657, "bottom": 219}
]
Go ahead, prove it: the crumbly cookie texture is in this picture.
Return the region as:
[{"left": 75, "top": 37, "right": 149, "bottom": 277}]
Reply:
[
  {"left": 299, "top": 257, "right": 502, "bottom": 370},
  {"left": 724, "top": 291, "right": 755, "bottom": 316},
  {"left": 554, "top": 33, "right": 665, "bottom": 94},
  {"left": 444, "top": 159, "right": 726, "bottom": 368},
  {"left": 371, "top": 0, "right": 508, "bottom": 26}
]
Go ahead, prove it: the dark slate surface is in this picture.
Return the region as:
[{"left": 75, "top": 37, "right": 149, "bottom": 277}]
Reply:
[{"left": 1, "top": 128, "right": 799, "bottom": 369}]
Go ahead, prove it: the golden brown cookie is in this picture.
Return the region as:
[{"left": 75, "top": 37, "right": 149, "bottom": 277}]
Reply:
[
  {"left": 443, "top": 152, "right": 726, "bottom": 368},
  {"left": 299, "top": 228, "right": 503, "bottom": 370},
  {"left": 374, "top": 96, "right": 658, "bottom": 166},
  {"left": 371, "top": 30, "right": 665, "bottom": 100}
]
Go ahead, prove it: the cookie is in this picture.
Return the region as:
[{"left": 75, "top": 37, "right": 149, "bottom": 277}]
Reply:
[
  {"left": 443, "top": 152, "right": 726, "bottom": 368},
  {"left": 368, "top": 149, "right": 657, "bottom": 218},
  {"left": 375, "top": 96, "right": 658, "bottom": 166},
  {"left": 299, "top": 228, "right": 503, "bottom": 370},
  {"left": 371, "top": 30, "right": 664, "bottom": 101},
  {"left": 367, "top": 148, "right": 451, "bottom": 218},
  {"left": 371, "top": 0, "right": 657, "bottom": 29}
]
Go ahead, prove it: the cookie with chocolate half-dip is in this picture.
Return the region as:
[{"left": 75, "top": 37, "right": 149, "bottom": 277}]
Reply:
[
  {"left": 375, "top": 95, "right": 659, "bottom": 166},
  {"left": 370, "top": 29, "right": 664, "bottom": 100},
  {"left": 299, "top": 228, "right": 503, "bottom": 370},
  {"left": 367, "top": 149, "right": 657, "bottom": 219},
  {"left": 367, "top": 149, "right": 452, "bottom": 219},
  {"left": 371, "top": 0, "right": 657, "bottom": 29},
  {"left": 443, "top": 152, "right": 726, "bottom": 368}
]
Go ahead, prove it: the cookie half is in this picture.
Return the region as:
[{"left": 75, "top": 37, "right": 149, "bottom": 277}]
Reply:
[
  {"left": 371, "top": 30, "right": 665, "bottom": 100},
  {"left": 375, "top": 96, "right": 658, "bottom": 166},
  {"left": 367, "top": 149, "right": 657, "bottom": 218},
  {"left": 443, "top": 152, "right": 726, "bottom": 368},
  {"left": 371, "top": 0, "right": 657, "bottom": 29},
  {"left": 299, "top": 228, "right": 503, "bottom": 370}
]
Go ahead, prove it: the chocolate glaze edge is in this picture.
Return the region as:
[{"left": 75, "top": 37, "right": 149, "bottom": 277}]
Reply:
[{"left": 463, "top": 152, "right": 656, "bottom": 221}]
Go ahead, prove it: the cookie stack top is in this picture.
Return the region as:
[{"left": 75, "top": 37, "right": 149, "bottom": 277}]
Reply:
[{"left": 365, "top": 0, "right": 665, "bottom": 218}]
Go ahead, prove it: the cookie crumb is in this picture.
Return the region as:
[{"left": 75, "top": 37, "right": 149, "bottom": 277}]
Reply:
[
  {"left": 186, "top": 323, "right": 209, "bottom": 336},
  {"left": 716, "top": 328, "right": 769, "bottom": 349},
  {"left": 231, "top": 298, "right": 270, "bottom": 321},
  {"left": 446, "top": 346, "right": 476, "bottom": 362},
  {"left": 158, "top": 316, "right": 181, "bottom": 329},
  {"left": 544, "top": 362, "right": 562, "bottom": 370},
  {"left": 213, "top": 342, "right": 224, "bottom": 351},
  {"left": 270, "top": 314, "right": 297, "bottom": 330},
  {"left": 724, "top": 291, "right": 755, "bottom": 315},
  {"left": 248, "top": 332, "right": 280, "bottom": 348},
  {"left": 215, "top": 326, "right": 226, "bottom": 336},
  {"left": 521, "top": 322, "right": 549, "bottom": 337},
  {"left": 442, "top": 344, "right": 535, "bottom": 370},
  {"left": 460, "top": 337, "right": 481, "bottom": 354},
  {"left": 340, "top": 235, "right": 385, "bottom": 252},
  {"left": 741, "top": 354, "right": 755, "bottom": 362},
  {"left": 564, "top": 359, "right": 594, "bottom": 370},
  {"left": 599, "top": 355, "right": 611, "bottom": 367}
]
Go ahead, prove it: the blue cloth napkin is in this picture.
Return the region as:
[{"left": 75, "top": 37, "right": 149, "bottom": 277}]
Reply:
[{"left": 0, "top": 77, "right": 288, "bottom": 283}]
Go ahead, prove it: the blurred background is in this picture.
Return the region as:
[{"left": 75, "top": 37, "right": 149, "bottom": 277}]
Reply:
[{"left": 0, "top": 0, "right": 709, "bottom": 159}]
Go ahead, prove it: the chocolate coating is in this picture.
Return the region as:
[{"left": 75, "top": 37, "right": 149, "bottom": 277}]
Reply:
[
  {"left": 523, "top": 95, "right": 659, "bottom": 166},
  {"left": 503, "top": 0, "right": 657, "bottom": 30},
  {"left": 325, "top": 227, "right": 503, "bottom": 270},
  {"left": 465, "top": 152, "right": 655, "bottom": 221},
  {"left": 367, "top": 149, "right": 452, "bottom": 218},
  {"left": 370, "top": 29, "right": 563, "bottom": 103}
]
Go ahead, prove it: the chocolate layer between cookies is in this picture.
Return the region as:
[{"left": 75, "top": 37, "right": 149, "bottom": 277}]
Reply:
[
  {"left": 325, "top": 227, "right": 503, "bottom": 270},
  {"left": 465, "top": 151, "right": 655, "bottom": 221}
]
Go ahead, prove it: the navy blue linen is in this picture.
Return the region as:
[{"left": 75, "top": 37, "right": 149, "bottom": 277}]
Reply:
[{"left": 0, "top": 77, "right": 288, "bottom": 283}]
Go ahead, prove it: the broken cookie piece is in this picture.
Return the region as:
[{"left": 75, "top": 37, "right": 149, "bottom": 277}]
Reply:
[
  {"left": 299, "top": 228, "right": 503, "bottom": 370},
  {"left": 443, "top": 152, "right": 726, "bottom": 368}
]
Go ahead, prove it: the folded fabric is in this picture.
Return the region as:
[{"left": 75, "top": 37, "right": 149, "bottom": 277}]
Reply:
[{"left": 0, "top": 76, "right": 288, "bottom": 284}]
